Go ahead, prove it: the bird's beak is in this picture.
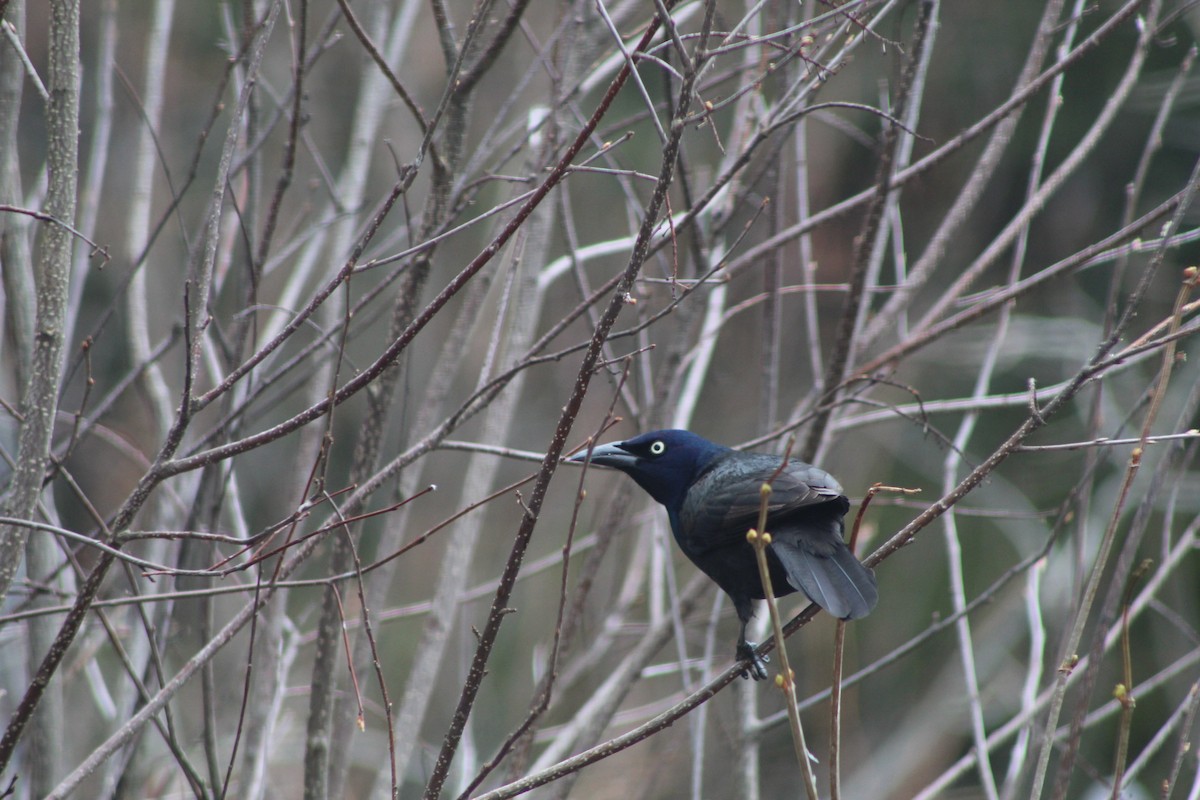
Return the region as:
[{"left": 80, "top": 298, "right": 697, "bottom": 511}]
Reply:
[{"left": 565, "top": 440, "right": 637, "bottom": 469}]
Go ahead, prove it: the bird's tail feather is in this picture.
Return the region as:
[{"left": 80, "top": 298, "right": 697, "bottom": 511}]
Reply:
[{"left": 771, "top": 541, "right": 878, "bottom": 620}]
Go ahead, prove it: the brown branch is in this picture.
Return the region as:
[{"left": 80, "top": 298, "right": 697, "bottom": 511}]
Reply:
[
  {"left": 421, "top": 5, "right": 697, "bottom": 793},
  {"left": 0, "top": 204, "right": 109, "bottom": 263},
  {"left": 800, "top": 0, "right": 934, "bottom": 461}
]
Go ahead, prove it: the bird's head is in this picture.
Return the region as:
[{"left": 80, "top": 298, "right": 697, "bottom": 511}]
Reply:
[{"left": 566, "top": 429, "right": 729, "bottom": 510}]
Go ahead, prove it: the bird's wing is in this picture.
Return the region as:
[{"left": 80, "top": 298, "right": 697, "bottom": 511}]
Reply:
[{"left": 678, "top": 454, "right": 843, "bottom": 550}]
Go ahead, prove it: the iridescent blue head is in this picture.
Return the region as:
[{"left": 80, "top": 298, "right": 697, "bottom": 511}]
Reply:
[{"left": 566, "top": 429, "right": 730, "bottom": 511}]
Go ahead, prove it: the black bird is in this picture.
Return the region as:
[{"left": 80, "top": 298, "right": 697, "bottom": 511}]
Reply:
[{"left": 568, "top": 429, "right": 877, "bottom": 679}]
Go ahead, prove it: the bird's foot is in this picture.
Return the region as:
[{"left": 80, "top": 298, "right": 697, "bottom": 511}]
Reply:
[{"left": 736, "top": 641, "right": 769, "bottom": 681}]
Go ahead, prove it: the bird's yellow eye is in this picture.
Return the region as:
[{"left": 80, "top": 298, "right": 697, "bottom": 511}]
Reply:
[{"left": 650, "top": 440, "right": 666, "bottom": 455}]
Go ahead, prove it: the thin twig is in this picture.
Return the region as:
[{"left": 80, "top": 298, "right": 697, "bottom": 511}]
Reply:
[
  {"left": 801, "top": 0, "right": 935, "bottom": 461},
  {"left": 747, "top": 480, "right": 818, "bottom": 800},
  {"left": 421, "top": 9, "right": 693, "bottom": 795},
  {"left": 1110, "top": 559, "right": 1152, "bottom": 798},
  {"left": 831, "top": 484, "right": 919, "bottom": 799}
]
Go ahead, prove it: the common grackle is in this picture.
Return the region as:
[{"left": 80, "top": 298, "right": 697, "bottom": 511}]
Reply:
[{"left": 568, "top": 429, "right": 877, "bottom": 680}]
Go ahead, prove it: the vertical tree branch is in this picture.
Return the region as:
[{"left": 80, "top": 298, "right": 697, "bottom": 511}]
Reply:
[
  {"left": 0, "top": 5, "right": 79, "bottom": 790},
  {"left": 800, "top": 0, "right": 933, "bottom": 462},
  {"left": 0, "top": 0, "right": 77, "bottom": 602}
]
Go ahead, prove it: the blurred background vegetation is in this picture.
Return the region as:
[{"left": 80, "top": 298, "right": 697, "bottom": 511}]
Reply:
[{"left": 1, "top": 0, "right": 1198, "bottom": 798}]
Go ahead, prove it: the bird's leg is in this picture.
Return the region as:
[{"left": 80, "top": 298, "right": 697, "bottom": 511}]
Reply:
[{"left": 735, "top": 619, "right": 769, "bottom": 681}]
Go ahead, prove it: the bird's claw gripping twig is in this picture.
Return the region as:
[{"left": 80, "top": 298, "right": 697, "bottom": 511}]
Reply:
[{"left": 737, "top": 641, "right": 769, "bottom": 681}]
